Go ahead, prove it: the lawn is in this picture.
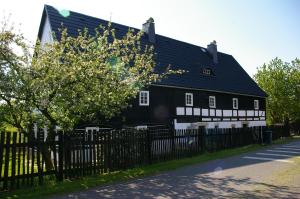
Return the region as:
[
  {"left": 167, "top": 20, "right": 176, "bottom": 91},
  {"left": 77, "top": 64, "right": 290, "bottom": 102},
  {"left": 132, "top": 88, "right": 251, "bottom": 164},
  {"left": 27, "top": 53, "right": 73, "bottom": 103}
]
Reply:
[{"left": 0, "top": 136, "right": 299, "bottom": 199}]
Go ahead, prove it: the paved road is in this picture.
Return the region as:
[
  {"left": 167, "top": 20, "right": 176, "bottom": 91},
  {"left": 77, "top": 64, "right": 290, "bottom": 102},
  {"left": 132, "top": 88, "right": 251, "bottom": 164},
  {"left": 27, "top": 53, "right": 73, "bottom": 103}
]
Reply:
[{"left": 53, "top": 141, "right": 300, "bottom": 199}]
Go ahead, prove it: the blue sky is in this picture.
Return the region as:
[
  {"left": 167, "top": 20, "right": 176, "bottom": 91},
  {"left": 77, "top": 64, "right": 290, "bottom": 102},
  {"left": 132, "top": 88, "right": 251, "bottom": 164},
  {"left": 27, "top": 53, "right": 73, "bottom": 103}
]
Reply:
[{"left": 1, "top": 0, "right": 299, "bottom": 76}]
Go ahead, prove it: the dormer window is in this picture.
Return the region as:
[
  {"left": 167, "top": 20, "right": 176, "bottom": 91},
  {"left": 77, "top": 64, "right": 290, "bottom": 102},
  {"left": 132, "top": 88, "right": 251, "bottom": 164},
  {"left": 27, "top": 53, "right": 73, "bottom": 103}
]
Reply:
[{"left": 203, "top": 68, "right": 211, "bottom": 75}]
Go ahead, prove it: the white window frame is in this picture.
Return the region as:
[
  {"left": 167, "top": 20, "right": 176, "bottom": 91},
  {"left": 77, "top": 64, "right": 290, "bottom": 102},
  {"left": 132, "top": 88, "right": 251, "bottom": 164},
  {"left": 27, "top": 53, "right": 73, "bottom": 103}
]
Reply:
[
  {"left": 232, "top": 98, "right": 238, "bottom": 109},
  {"left": 209, "top": 96, "right": 216, "bottom": 108},
  {"left": 254, "top": 100, "right": 259, "bottom": 110},
  {"left": 185, "top": 93, "right": 193, "bottom": 106},
  {"left": 139, "top": 91, "right": 149, "bottom": 106}
]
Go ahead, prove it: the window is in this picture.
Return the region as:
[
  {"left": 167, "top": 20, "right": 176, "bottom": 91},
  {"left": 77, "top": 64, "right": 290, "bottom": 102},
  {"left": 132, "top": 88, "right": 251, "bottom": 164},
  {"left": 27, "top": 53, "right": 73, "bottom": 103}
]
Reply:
[
  {"left": 176, "top": 107, "right": 185, "bottom": 115},
  {"left": 232, "top": 98, "right": 238, "bottom": 109},
  {"left": 139, "top": 91, "right": 149, "bottom": 106},
  {"left": 254, "top": 100, "right": 259, "bottom": 110},
  {"left": 209, "top": 96, "right": 216, "bottom": 108},
  {"left": 203, "top": 68, "right": 211, "bottom": 75},
  {"left": 185, "top": 93, "right": 193, "bottom": 106}
]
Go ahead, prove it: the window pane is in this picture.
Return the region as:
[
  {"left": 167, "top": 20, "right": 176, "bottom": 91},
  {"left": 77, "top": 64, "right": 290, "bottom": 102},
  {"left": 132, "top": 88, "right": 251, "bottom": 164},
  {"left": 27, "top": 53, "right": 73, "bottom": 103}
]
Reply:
[
  {"left": 233, "top": 98, "right": 238, "bottom": 109},
  {"left": 186, "top": 93, "right": 193, "bottom": 106},
  {"left": 209, "top": 96, "right": 215, "bottom": 107},
  {"left": 140, "top": 91, "right": 149, "bottom": 105}
]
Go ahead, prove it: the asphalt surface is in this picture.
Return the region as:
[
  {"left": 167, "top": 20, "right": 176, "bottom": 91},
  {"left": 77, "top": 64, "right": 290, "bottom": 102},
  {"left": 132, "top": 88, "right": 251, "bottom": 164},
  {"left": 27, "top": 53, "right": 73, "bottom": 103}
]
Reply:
[{"left": 52, "top": 141, "right": 300, "bottom": 199}]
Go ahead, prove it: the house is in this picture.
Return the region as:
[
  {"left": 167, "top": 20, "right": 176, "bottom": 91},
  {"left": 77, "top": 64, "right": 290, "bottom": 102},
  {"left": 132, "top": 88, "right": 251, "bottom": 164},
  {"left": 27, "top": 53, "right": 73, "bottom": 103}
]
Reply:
[{"left": 38, "top": 5, "right": 267, "bottom": 129}]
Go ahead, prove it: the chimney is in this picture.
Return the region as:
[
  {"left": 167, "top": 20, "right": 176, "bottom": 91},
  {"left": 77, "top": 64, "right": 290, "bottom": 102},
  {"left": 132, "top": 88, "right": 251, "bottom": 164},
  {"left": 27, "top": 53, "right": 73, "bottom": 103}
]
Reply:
[
  {"left": 142, "top": 17, "right": 155, "bottom": 43},
  {"left": 207, "top": 40, "right": 218, "bottom": 64}
]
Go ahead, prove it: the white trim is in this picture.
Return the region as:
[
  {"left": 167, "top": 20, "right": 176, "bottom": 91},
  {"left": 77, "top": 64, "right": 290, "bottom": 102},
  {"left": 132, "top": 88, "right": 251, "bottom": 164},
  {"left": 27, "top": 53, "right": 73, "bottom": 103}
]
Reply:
[
  {"left": 238, "top": 110, "right": 246, "bottom": 117},
  {"left": 223, "top": 110, "right": 232, "bottom": 117},
  {"left": 176, "top": 107, "right": 185, "bottom": 115},
  {"left": 185, "top": 93, "right": 193, "bottom": 106},
  {"left": 216, "top": 109, "right": 222, "bottom": 116},
  {"left": 247, "top": 110, "right": 254, "bottom": 116},
  {"left": 209, "top": 96, "right": 216, "bottom": 108},
  {"left": 202, "top": 118, "right": 211, "bottom": 121},
  {"left": 193, "top": 108, "right": 201, "bottom": 116},
  {"left": 186, "top": 107, "right": 193, "bottom": 115},
  {"left": 254, "top": 100, "right": 259, "bottom": 110},
  {"left": 259, "top": 111, "right": 265, "bottom": 116},
  {"left": 139, "top": 91, "right": 149, "bottom": 106},
  {"left": 173, "top": 120, "right": 266, "bottom": 129},
  {"left": 233, "top": 110, "right": 238, "bottom": 116},
  {"left": 152, "top": 84, "right": 267, "bottom": 98},
  {"left": 41, "top": 16, "right": 54, "bottom": 46},
  {"left": 210, "top": 109, "right": 215, "bottom": 116},
  {"left": 202, "top": 109, "right": 209, "bottom": 116},
  {"left": 232, "top": 98, "right": 238, "bottom": 109},
  {"left": 136, "top": 125, "right": 148, "bottom": 130},
  {"left": 85, "top": 127, "right": 99, "bottom": 132}
]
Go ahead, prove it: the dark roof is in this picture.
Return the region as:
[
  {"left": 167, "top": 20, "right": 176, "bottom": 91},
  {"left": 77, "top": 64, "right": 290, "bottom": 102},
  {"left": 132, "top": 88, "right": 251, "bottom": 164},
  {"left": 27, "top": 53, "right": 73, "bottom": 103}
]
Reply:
[{"left": 38, "top": 5, "right": 267, "bottom": 97}]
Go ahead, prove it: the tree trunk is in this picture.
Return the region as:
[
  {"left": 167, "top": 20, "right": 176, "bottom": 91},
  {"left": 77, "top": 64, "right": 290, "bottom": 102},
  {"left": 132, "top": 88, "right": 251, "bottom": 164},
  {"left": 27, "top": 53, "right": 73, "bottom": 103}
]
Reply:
[
  {"left": 41, "top": 146, "right": 54, "bottom": 171},
  {"left": 26, "top": 123, "right": 55, "bottom": 171},
  {"left": 43, "top": 124, "right": 57, "bottom": 171}
]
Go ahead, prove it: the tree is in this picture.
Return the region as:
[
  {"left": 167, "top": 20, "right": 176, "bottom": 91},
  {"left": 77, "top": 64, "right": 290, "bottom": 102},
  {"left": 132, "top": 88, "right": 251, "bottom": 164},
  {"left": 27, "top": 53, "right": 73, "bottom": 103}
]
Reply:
[
  {"left": 0, "top": 19, "right": 34, "bottom": 133},
  {"left": 254, "top": 57, "right": 300, "bottom": 125},
  {"left": 1, "top": 21, "right": 174, "bottom": 132},
  {"left": 1, "top": 20, "right": 177, "bottom": 169},
  {"left": 31, "top": 24, "right": 173, "bottom": 132}
]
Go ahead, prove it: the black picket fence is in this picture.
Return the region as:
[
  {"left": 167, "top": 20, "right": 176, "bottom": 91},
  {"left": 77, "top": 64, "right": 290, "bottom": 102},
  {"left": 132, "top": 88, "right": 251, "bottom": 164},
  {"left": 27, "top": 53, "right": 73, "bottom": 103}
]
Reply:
[{"left": 0, "top": 125, "right": 285, "bottom": 191}]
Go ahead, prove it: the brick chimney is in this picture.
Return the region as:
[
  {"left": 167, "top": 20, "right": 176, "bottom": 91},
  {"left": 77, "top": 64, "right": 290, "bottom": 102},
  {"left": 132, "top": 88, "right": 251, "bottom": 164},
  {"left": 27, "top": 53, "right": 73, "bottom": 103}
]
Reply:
[
  {"left": 142, "top": 17, "right": 155, "bottom": 43},
  {"left": 207, "top": 40, "right": 218, "bottom": 64}
]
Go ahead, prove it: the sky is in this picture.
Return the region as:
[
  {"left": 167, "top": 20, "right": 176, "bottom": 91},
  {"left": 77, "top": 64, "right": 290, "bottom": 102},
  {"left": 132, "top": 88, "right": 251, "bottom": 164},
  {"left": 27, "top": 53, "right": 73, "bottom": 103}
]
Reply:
[{"left": 1, "top": 0, "right": 299, "bottom": 77}]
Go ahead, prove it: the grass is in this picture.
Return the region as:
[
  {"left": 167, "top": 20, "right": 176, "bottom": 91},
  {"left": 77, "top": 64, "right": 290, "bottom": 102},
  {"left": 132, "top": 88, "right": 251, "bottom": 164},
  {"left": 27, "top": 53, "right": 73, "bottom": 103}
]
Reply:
[{"left": 1, "top": 136, "right": 299, "bottom": 199}]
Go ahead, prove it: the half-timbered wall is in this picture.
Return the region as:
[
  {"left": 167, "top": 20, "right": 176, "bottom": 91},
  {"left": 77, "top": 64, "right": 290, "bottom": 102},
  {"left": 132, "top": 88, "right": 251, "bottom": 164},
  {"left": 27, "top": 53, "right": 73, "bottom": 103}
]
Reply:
[{"left": 121, "top": 85, "right": 266, "bottom": 129}]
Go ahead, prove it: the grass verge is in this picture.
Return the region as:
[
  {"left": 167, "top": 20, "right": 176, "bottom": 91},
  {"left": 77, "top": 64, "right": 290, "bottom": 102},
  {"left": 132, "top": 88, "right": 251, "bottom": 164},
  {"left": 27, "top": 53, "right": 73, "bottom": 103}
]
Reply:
[{"left": 1, "top": 136, "right": 299, "bottom": 199}]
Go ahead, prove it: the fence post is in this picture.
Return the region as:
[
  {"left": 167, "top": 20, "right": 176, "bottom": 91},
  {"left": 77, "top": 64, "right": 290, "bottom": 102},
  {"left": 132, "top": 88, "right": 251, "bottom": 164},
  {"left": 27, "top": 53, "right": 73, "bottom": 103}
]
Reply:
[
  {"left": 146, "top": 130, "right": 152, "bottom": 164},
  {"left": 3, "top": 132, "right": 10, "bottom": 190},
  {"left": 11, "top": 132, "right": 17, "bottom": 190},
  {"left": 199, "top": 127, "right": 205, "bottom": 152},
  {"left": 171, "top": 127, "right": 175, "bottom": 158},
  {"left": 57, "top": 131, "right": 64, "bottom": 181}
]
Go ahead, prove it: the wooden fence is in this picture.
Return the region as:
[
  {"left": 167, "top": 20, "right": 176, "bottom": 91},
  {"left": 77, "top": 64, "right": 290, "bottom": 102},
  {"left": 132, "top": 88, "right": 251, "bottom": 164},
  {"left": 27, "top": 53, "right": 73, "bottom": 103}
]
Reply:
[{"left": 0, "top": 125, "right": 285, "bottom": 190}]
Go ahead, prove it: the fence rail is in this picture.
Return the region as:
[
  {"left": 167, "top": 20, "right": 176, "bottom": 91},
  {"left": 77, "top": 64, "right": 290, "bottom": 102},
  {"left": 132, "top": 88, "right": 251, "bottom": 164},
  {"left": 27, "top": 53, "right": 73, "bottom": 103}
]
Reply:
[{"left": 0, "top": 125, "right": 286, "bottom": 190}]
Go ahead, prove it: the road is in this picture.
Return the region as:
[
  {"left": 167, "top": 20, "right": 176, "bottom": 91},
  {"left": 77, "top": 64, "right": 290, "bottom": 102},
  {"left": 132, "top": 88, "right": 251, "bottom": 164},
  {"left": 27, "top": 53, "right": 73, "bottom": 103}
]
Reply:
[{"left": 53, "top": 141, "right": 300, "bottom": 199}]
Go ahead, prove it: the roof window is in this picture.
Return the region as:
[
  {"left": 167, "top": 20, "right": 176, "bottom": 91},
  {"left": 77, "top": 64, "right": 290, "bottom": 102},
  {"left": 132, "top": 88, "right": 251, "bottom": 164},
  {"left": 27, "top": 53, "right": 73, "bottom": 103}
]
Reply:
[{"left": 203, "top": 68, "right": 211, "bottom": 75}]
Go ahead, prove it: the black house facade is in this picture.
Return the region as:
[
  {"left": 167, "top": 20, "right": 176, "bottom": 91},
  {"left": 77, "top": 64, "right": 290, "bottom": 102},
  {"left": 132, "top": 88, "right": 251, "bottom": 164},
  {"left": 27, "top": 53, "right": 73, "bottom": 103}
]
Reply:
[{"left": 38, "top": 5, "right": 267, "bottom": 129}]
